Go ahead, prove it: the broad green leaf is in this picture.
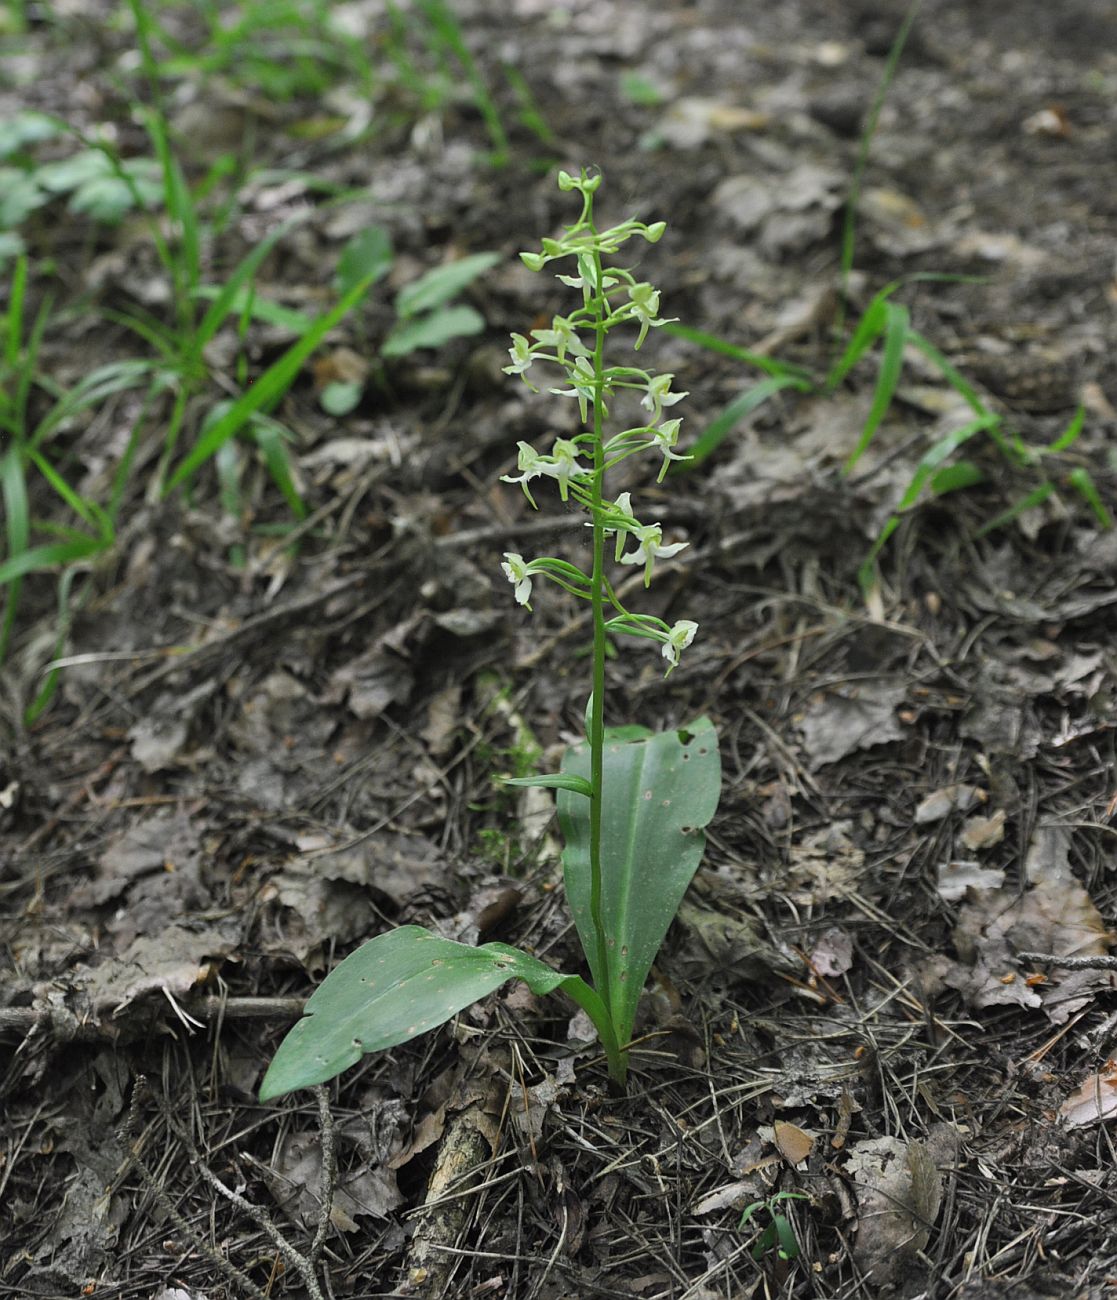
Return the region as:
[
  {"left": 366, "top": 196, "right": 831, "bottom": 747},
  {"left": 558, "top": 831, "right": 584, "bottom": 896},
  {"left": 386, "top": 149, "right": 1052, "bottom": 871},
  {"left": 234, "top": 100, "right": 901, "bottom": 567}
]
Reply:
[
  {"left": 395, "top": 251, "right": 499, "bottom": 318},
  {"left": 69, "top": 159, "right": 163, "bottom": 222},
  {"left": 382, "top": 303, "right": 485, "bottom": 357},
  {"left": 259, "top": 925, "right": 579, "bottom": 1100},
  {"left": 319, "top": 380, "right": 363, "bottom": 416},
  {"left": 0, "top": 111, "right": 60, "bottom": 158},
  {"left": 335, "top": 225, "right": 393, "bottom": 296},
  {"left": 34, "top": 150, "right": 108, "bottom": 193},
  {"left": 501, "top": 773, "right": 592, "bottom": 797},
  {"left": 557, "top": 717, "right": 721, "bottom": 1048},
  {"left": 0, "top": 168, "right": 45, "bottom": 227}
]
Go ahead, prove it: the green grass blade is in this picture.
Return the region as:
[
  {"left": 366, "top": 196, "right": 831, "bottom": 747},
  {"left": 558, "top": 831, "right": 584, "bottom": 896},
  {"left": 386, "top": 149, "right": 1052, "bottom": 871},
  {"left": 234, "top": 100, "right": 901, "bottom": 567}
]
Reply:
[
  {"left": 976, "top": 482, "right": 1056, "bottom": 537},
  {"left": 417, "top": 0, "right": 509, "bottom": 163},
  {"left": 165, "top": 271, "right": 378, "bottom": 493},
  {"left": 250, "top": 417, "right": 307, "bottom": 519},
  {"left": 826, "top": 290, "right": 890, "bottom": 391},
  {"left": 1043, "top": 404, "right": 1085, "bottom": 455},
  {"left": 0, "top": 534, "right": 106, "bottom": 588},
  {"left": 26, "top": 448, "right": 110, "bottom": 534},
  {"left": 1067, "top": 467, "right": 1113, "bottom": 529},
  {"left": 29, "top": 360, "right": 153, "bottom": 451},
  {"left": 5, "top": 253, "right": 26, "bottom": 370},
  {"left": 25, "top": 566, "right": 78, "bottom": 725},
  {"left": 661, "top": 322, "right": 813, "bottom": 382},
  {"left": 842, "top": 301, "right": 909, "bottom": 473},
  {"left": 682, "top": 374, "right": 808, "bottom": 470},
  {"left": 860, "top": 412, "right": 999, "bottom": 581},
  {"left": 193, "top": 218, "right": 301, "bottom": 352},
  {"left": 0, "top": 447, "right": 30, "bottom": 660},
  {"left": 838, "top": 0, "right": 922, "bottom": 308}
]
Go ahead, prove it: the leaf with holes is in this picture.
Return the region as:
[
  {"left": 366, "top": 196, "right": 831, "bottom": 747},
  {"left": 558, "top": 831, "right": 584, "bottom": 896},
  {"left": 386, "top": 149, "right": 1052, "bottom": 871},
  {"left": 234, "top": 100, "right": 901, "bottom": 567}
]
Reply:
[
  {"left": 260, "top": 926, "right": 587, "bottom": 1101},
  {"left": 557, "top": 717, "right": 721, "bottom": 1050}
]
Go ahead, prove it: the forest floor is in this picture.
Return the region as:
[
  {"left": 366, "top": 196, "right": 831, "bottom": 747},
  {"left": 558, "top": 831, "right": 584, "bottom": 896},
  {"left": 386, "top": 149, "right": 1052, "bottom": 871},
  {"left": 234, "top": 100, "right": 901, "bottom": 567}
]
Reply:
[{"left": 3, "top": 1, "right": 1117, "bottom": 1297}]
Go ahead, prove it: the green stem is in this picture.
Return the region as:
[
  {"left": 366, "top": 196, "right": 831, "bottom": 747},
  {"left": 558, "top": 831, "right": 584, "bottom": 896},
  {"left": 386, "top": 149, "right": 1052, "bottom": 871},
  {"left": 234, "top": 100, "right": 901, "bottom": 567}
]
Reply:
[
  {"left": 561, "top": 975, "right": 626, "bottom": 1084},
  {"left": 586, "top": 202, "right": 627, "bottom": 1088}
]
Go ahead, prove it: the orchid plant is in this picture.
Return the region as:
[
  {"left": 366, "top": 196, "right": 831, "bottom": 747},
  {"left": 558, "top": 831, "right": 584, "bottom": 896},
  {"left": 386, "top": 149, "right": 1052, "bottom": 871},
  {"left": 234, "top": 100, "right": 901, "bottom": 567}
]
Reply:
[{"left": 260, "top": 170, "right": 720, "bottom": 1101}]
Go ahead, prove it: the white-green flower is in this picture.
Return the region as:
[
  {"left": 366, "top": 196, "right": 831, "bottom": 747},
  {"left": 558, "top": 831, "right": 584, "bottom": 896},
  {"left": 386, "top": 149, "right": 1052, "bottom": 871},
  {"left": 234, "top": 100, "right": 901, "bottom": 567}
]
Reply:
[
  {"left": 531, "top": 314, "right": 590, "bottom": 364},
  {"left": 627, "top": 282, "right": 667, "bottom": 350},
  {"left": 501, "top": 552, "right": 536, "bottom": 607},
  {"left": 650, "top": 417, "right": 690, "bottom": 481},
  {"left": 500, "top": 441, "right": 548, "bottom": 508},
  {"left": 603, "top": 490, "right": 638, "bottom": 560},
  {"left": 618, "top": 521, "right": 688, "bottom": 586},
  {"left": 640, "top": 372, "right": 688, "bottom": 422},
  {"left": 541, "top": 437, "right": 590, "bottom": 501},
  {"left": 549, "top": 355, "right": 598, "bottom": 424},
  {"left": 661, "top": 619, "right": 698, "bottom": 672},
  {"left": 503, "top": 333, "right": 538, "bottom": 389}
]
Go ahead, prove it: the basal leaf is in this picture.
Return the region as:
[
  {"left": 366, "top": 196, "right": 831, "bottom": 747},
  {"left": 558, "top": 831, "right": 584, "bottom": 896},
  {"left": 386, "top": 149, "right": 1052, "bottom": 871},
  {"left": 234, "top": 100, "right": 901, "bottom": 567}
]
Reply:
[
  {"left": 557, "top": 717, "right": 721, "bottom": 1049},
  {"left": 381, "top": 303, "right": 485, "bottom": 357},
  {"left": 259, "top": 926, "right": 576, "bottom": 1100},
  {"left": 394, "top": 251, "right": 499, "bottom": 318}
]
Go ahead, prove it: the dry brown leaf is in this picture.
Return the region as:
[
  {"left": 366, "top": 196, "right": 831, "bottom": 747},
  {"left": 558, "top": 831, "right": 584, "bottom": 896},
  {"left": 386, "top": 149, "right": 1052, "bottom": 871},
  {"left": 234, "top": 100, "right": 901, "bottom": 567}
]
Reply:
[
  {"left": 773, "top": 1120, "right": 814, "bottom": 1167},
  {"left": 846, "top": 1135, "right": 944, "bottom": 1285},
  {"left": 1060, "top": 1062, "right": 1117, "bottom": 1128}
]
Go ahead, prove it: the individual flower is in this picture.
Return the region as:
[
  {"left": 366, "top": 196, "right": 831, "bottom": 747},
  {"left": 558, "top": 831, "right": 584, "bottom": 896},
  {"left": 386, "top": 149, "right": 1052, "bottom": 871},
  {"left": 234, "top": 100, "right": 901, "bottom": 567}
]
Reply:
[
  {"left": 627, "top": 281, "right": 666, "bottom": 350},
  {"left": 602, "top": 490, "right": 637, "bottom": 560},
  {"left": 549, "top": 355, "right": 598, "bottom": 424},
  {"left": 531, "top": 314, "right": 590, "bottom": 364},
  {"left": 501, "top": 553, "right": 536, "bottom": 607},
  {"left": 617, "top": 521, "right": 688, "bottom": 586},
  {"left": 661, "top": 620, "right": 698, "bottom": 672},
  {"left": 500, "top": 441, "right": 548, "bottom": 508},
  {"left": 649, "top": 417, "right": 690, "bottom": 482},
  {"left": 503, "top": 333, "right": 538, "bottom": 389},
  {"left": 640, "top": 372, "right": 688, "bottom": 422},
  {"left": 541, "top": 437, "right": 590, "bottom": 501}
]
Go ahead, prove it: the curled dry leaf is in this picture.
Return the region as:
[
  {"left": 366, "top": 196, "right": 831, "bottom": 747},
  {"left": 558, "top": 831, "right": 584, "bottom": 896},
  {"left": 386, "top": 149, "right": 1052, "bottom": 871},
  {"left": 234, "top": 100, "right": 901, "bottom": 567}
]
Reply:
[{"left": 914, "top": 783, "right": 986, "bottom": 825}]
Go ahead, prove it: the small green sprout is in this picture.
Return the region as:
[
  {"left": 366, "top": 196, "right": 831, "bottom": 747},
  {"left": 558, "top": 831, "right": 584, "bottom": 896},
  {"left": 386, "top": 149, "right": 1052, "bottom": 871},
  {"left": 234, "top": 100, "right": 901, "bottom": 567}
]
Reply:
[{"left": 739, "top": 1191, "right": 811, "bottom": 1263}]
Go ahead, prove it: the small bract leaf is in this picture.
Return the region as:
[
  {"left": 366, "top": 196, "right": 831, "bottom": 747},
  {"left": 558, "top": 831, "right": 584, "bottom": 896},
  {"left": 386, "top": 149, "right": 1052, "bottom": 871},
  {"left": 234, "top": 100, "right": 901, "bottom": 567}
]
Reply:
[{"left": 502, "top": 773, "right": 592, "bottom": 797}]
